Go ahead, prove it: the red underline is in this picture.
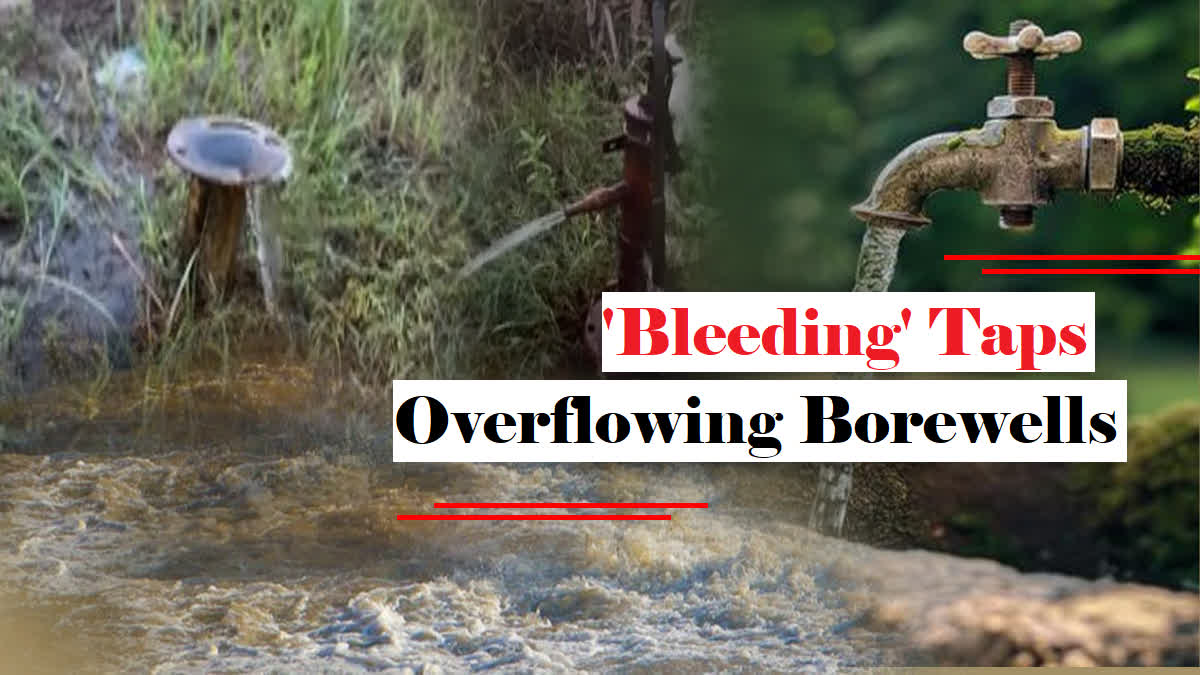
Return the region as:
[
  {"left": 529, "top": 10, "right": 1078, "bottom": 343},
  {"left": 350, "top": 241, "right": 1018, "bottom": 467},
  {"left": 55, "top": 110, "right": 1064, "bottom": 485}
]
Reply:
[
  {"left": 433, "top": 502, "right": 709, "bottom": 509},
  {"left": 397, "top": 514, "right": 671, "bottom": 521},
  {"left": 982, "top": 268, "right": 1200, "bottom": 275},
  {"left": 947, "top": 254, "right": 1200, "bottom": 261}
]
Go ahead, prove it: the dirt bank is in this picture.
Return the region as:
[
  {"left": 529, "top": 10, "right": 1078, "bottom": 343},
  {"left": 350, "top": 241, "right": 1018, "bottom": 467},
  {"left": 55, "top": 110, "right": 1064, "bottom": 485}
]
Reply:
[
  {"left": 836, "top": 548, "right": 1199, "bottom": 666},
  {"left": 1, "top": 0, "right": 151, "bottom": 395}
]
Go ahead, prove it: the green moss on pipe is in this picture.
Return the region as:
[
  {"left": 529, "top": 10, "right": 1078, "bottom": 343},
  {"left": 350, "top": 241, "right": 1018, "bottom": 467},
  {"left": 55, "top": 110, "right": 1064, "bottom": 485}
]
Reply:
[{"left": 1118, "top": 124, "right": 1199, "bottom": 203}]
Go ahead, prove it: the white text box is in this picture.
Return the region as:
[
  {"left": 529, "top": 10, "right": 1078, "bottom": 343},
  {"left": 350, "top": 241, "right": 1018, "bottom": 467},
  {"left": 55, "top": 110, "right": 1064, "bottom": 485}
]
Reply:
[
  {"left": 599, "top": 292, "right": 1095, "bottom": 373},
  {"left": 393, "top": 379, "right": 1126, "bottom": 463}
]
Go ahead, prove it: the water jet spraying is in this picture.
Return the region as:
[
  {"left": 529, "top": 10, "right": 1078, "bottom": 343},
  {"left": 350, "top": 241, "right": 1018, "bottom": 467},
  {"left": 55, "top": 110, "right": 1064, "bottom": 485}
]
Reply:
[{"left": 459, "top": 1, "right": 685, "bottom": 367}]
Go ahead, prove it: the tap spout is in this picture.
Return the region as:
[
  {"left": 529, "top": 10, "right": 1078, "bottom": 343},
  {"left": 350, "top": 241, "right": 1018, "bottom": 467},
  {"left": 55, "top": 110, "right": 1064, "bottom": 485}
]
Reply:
[{"left": 852, "top": 120, "right": 1086, "bottom": 229}]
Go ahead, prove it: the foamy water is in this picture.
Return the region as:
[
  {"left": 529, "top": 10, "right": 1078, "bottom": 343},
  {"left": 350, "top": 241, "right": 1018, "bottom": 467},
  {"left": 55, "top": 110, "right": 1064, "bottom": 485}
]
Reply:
[{"left": 0, "top": 363, "right": 905, "bottom": 673}]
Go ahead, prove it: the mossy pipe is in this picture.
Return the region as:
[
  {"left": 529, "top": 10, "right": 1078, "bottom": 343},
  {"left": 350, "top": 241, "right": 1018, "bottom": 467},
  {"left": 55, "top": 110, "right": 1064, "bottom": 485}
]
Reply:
[
  {"left": 1118, "top": 124, "right": 1199, "bottom": 202},
  {"left": 851, "top": 129, "right": 996, "bottom": 228},
  {"left": 852, "top": 121, "right": 1197, "bottom": 230}
]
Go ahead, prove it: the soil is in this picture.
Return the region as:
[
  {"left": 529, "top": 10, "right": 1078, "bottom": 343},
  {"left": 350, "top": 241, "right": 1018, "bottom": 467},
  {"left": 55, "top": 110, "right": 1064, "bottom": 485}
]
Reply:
[
  {"left": 34, "top": 0, "right": 137, "bottom": 49},
  {"left": 804, "top": 461, "right": 1107, "bottom": 583},
  {"left": 837, "top": 547, "right": 1200, "bottom": 666},
  {"left": 1, "top": 0, "right": 152, "bottom": 395}
]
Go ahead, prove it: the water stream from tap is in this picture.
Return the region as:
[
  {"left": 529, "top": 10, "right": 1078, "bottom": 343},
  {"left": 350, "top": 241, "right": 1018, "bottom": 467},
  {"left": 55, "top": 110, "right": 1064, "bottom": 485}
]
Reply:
[
  {"left": 851, "top": 224, "right": 907, "bottom": 292},
  {"left": 458, "top": 210, "right": 568, "bottom": 279},
  {"left": 811, "top": 223, "right": 909, "bottom": 535}
]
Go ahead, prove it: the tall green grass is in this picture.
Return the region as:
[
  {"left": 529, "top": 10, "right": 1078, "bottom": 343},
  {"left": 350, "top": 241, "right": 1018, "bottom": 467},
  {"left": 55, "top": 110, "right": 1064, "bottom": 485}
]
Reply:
[{"left": 130, "top": 0, "right": 672, "bottom": 381}]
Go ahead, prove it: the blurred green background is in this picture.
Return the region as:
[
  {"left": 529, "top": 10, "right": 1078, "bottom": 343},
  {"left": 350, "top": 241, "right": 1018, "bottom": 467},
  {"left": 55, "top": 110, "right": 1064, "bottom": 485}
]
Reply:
[{"left": 699, "top": 0, "right": 1198, "bottom": 415}]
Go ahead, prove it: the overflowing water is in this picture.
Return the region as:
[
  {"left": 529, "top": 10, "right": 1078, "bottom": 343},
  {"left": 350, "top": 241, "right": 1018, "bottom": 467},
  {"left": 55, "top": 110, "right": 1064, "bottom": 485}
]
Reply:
[
  {"left": 247, "top": 187, "right": 284, "bottom": 320},
  {"left": 0, "top": 358, "right": 913, "bottom": 673},
  {"left": 807, "top": 224, "right": 909, "bottom": 536},
  {"left": 458, "top": 210, "right": 568, "bottom": 279}
]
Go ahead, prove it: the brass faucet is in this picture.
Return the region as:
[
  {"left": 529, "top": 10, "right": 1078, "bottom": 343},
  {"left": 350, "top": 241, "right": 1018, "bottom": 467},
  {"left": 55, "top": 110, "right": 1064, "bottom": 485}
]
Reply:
[{"left": 851, "top": 20, "right": 1122, "bottom": 231}]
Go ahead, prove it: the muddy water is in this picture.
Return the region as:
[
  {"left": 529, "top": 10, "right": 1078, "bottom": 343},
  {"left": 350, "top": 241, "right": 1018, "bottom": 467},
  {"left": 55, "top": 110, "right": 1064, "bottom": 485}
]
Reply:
[{"left": 0, "top": 357, "right": 903, "bottom": 673}]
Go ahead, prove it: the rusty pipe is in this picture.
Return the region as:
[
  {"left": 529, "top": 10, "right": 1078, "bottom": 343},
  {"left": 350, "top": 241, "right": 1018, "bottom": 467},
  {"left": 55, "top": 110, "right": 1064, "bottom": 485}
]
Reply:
[
  {"left": 851, "top": 120, "right": 1088, "bottom": 230},
  {"left": 564, "top": 181, "right": 628, "bottom": 218},
  {"left": 566, "top": 96, "right": 661, "bottom": 294},
  {"left": 619, "top": 96, "right": 658, "bottom": 292},
  {"left": 561, "top": 84, "right": 669, "bottom": 298}
]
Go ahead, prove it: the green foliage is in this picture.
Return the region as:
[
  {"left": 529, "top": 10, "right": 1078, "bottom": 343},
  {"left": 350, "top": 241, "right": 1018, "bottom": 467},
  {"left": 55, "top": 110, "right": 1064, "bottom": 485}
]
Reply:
[
  {"left": 1181, "top": 67, "right": 1199, "bottom": 260},
  {"left": 0, "top": 84, "right": 114, "bottom": 392},
  {"left": 945, "top": 511, "right": 1031, "bottom": 570},
  {"left": 129, "top": 0, "right": 672, "bottom": 380},
  {"left": 450, "top": 63, "right": 625, "bottom": 377},
  {"left": 702, "top": 0, "right": 1198, "bottom": 352},
  {"left": 1185, "top": 66, "right": 1199, "bottom": 112},
  {"left": 1072, "top": 403, "right": 1200, "bottom": 589},
  {"left": 0, "top": 87, "right": 108, "bottom": 222}
]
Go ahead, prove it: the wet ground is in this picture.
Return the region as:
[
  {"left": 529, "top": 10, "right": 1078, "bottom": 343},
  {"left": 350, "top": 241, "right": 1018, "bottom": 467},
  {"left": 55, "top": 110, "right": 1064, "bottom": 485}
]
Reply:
[
  {"left": 4, "top": 356, "right": 1198, "bottom": 672},
  {"left": 0, "top": 358, "right": 914, "bottom": 673}
]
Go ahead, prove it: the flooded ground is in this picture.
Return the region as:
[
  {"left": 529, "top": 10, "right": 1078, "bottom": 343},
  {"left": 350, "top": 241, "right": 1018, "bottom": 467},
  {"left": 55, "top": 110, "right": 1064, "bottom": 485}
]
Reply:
[
  {"left": 3, "top": 355, "right": 1198, "bottom": 672},
  {"left": 0, "top": 358, "right": 912, "bottom": 673}
]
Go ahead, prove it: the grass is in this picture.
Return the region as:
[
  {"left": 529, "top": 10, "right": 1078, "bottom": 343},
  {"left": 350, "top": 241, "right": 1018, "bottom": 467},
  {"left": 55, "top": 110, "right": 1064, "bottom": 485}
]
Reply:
[
  {"left": 0, "top": 0, "right": 711, "bottom": 392},
  {"left": 117, "top": 0, "right": 697, "bottom": 384},
  {"left": 0, "top": 80, "right": 122, "bottom": 395},
  {"left": 1095, "top": 341, "right": 1198, "bottom": 417},
  {"left": 1072, "top": 401, "right": 1200, "bottom": 589}
]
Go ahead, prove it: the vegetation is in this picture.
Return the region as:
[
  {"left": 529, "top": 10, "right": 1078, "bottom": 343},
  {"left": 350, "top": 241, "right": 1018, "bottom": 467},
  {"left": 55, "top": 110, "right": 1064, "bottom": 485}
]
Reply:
[
  {"left": 2, "top": 0, "right": 708, "bottom": 392},
  {"left": 135, "top": 0, "right": 712, "bottom": 381},
  {"left": 0, "top": 0, "right": 1194, "bottom": 591},
  {"left": 0, "top": 73, "right": 119, "bottom": 391},
  {"left": 703, "top": 0, "right": 1198, "bottom": 359},
  {"left": 1072, "top": 403, "right": 1200, "bottom": 589},
  {"left": 700, "top": 0, "right": 1198, "bottom": 587}
]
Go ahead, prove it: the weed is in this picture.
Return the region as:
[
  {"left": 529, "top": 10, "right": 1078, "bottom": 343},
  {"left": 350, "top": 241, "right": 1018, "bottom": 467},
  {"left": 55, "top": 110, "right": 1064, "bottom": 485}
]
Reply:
[
  {"left": 4, "top": 0, "right": 705, "bottom": 393},
  {"left": 0, "top": 77, "right": 119, "bottom": 394},
  {"left": 124, "top": 0, "right": 703, "bottom": 383},
  {"left": 1071, "top": 402, "right": 1200, "bottom": 589}
]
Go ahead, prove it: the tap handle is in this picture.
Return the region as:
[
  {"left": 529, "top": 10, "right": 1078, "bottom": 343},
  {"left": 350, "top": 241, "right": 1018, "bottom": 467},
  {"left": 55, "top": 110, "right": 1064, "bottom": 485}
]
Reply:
[{"left": 963, "top": 21, "right": 1082, "bottom": 61}]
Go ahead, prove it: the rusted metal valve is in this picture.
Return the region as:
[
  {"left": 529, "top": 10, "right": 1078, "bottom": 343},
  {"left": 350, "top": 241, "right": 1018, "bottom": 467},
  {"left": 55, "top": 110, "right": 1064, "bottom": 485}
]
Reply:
[
  {"left": 167, "top": 116, "right": 291, "bottom": 299},
  {"left": 852, "top": 20, "right": 1125, "bottom": 233},
  {"left": 964, "top": 21, "right": 1082, "bottom": 60}
]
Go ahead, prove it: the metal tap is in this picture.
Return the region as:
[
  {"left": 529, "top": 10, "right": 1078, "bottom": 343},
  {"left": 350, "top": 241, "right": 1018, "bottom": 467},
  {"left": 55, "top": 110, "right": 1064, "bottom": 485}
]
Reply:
[{"left": 852, "top": 20, "right": 1123, "bottom": 231}]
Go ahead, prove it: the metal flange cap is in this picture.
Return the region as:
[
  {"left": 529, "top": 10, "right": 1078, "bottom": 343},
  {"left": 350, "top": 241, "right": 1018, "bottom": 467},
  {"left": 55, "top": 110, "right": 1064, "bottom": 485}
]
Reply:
[
  {"left": 167, "top": 116, "right": 292, "bottom": 186},
  {"left": 1087, "top": 118, "right": 1122, "bottom": 192}
]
